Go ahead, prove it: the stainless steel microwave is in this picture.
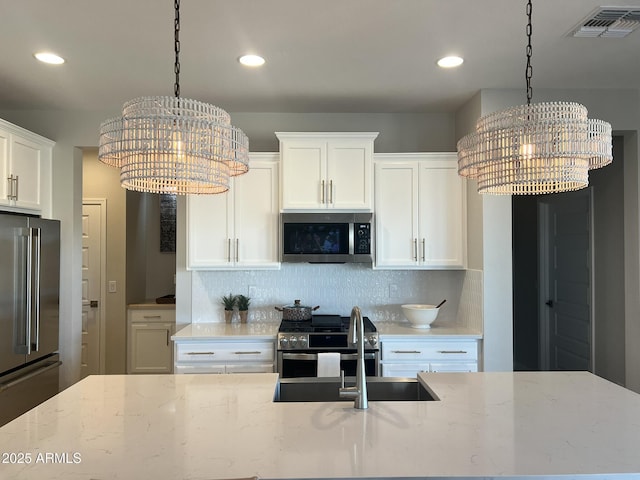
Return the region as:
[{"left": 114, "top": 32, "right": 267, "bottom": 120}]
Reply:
[{"left": 280, "top": 212, "right": 373, "bottom": 264}]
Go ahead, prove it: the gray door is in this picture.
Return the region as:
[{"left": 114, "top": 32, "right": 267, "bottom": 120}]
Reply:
[{"left": 540, "top": 190, "right": 593, "bottom": 371}]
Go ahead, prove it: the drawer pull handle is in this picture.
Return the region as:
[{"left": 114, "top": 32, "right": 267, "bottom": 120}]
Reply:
[
  {"left": 143, "top": 315, "right": 162, "bottom": 319},
  {"left": 392, "top": 350, "right": 421, "bottom": 354},
  {"left": 234, "top": 351, "right": 261, "bottom": 355},
  {"left": 437, "top": 350, "right": 468, "bottom": 354},
  {"left": 186, "top": 351, "right": 215, "bottom": 355}
]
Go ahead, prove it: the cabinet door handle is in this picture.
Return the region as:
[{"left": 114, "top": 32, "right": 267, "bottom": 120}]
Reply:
[
  {"left": 437, "top": 350, "right": 468, "bottom": 354},
  {"left": 13, "top": 175, "right": 18, "bottom": 200},
  {"left": 321, "top": 180, "right": 325, "bottom": 204},
  {"left": 329, "top": 179, "right": 333, "bottom": 204},
  {"left": 7, "top": 176, "right": 13, "bottom": 199},
  {"left": 421, "top": 238, "right": 426, "bottom": 262},
  {"left": 413, "top": 239, "right": 418, "bottom": 261},
  {"left": 234, "top": 351, "right": 262, "bottom": 355},
  {"left": 166, "top": 330, "right": 170, "bottom": 346},
  {"left": 227, "top": 238, "right": 231, "bottom": 262},
  {"left": 186, "top": 351, "right": 216, "bottom": 355},
  {"left": 392, "top": 350, "right": 422, "bottom": 354},
  {"left": 235, "top": 238, "right": 239, "bottom": 263}
]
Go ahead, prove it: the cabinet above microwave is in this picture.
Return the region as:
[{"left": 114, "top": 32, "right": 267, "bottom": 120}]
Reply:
[{"left": 276, "top": 132, "right": 378, "bottom": 211}]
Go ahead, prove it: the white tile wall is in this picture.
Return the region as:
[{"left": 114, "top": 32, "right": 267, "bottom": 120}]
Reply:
[
  {"left": 456, "top": 269, "right": 484, "bottom": 331},
  {"left": 191, "top": 265, "right": 482, "bottom": 327}
]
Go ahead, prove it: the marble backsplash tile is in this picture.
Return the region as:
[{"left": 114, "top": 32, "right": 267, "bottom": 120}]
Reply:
[{"left": 190, "top": 264, "right": 481, "bottom": 329}]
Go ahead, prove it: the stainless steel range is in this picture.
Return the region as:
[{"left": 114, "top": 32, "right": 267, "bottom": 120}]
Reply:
[{"left": 277, "top": 314, "right": 379, "bottom": 378}]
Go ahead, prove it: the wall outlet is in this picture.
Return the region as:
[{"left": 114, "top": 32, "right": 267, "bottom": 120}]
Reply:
[
  {"left": 108, "top": 280, "right": 117, "bottom": 293},
  {"left": 389, "top": 284, "right": 398, "bottom": 298}
]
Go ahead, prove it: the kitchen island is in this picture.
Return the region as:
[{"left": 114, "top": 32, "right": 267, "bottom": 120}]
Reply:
[{"left": 1, "top": 372, "right": 639, "bottom": 479}]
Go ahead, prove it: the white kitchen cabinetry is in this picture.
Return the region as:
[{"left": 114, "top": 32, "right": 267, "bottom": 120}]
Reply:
[
  {"left": 380, "top": 338, "right": 478, "bottom": 377},
  {"left": 127, "top": 307, "right": 175, "bottom": 374},
  {"left": 374, "top": 153, "right": 466, "bottom": 269},
  {"left": 174, "top": 339, "right": 275, "bottom": 374},
  {"left": 187, "top": 153, "right": 279, "bottom": 270},
  {"left": 0, "top": 118, "right": 54, "bottom": 216},
  {"left": 277, "top": 132, "right": 378, "bottom": 210}
]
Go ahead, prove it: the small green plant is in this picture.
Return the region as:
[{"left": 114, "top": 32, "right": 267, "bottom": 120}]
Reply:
[
  {"left": 221, "top": 293, "right": 237, "bottom": 311},
  {"left": 236, "top": 294, "right": 251, "bottom": 311}
]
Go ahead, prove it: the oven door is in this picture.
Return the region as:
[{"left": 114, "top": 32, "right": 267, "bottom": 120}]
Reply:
[{"left": 277, "top": 351, "right": 379, "bottom": 378}]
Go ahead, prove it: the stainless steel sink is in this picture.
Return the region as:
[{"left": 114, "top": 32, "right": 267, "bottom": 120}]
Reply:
[{"left": 274, "top": 376, "right": 437, "bottom": 402}]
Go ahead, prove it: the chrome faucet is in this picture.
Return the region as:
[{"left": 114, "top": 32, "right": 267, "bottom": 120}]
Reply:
[{"left": 339, "top": 306, "right": 368, "bottom": 409}]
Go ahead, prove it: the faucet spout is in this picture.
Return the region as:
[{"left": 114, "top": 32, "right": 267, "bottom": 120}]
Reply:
[{"left": 339, "top": 306, "right": 368, "bottom": 409}]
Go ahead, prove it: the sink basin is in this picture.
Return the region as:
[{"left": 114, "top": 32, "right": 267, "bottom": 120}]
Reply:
[{"left": 274, "top": 376, "right": 437, "bottom": 402}]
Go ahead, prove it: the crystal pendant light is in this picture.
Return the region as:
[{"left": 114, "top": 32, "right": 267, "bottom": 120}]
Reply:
[
  {"left": 457, "top": 0, "right": 612, "bottom": 195},
  {"left": 98, "top": 0, "right": 249, "bottom": 195}
]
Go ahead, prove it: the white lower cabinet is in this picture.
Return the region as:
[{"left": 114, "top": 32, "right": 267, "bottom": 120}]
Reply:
[
  {"left": 127, "top": 308, "right": 175, "bottom": 374},
  {"left": 174, "top": 339, "right": 275, "bottom": 374},
  {"left": 380, "top": 338, "right": 478, "bottom": 377}
]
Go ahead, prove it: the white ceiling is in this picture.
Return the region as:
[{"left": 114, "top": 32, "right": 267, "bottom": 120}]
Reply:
[{"left": 2, "top": 0, "right": 640, "bottom": 114}]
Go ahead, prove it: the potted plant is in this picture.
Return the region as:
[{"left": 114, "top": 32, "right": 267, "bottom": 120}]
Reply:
[
  {"left": 221, "top": 293, "right": 237, "bottom": 324},
  {"left": 236, "top": 294, "right": 251, "bottom": 324}
]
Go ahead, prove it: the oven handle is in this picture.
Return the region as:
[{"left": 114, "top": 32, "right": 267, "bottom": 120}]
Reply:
[{"left": 280, "top": 352, "right": 377, "bottom": 361}]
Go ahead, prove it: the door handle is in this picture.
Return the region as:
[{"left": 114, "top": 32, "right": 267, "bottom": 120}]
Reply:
[
  {"left": 31, "top": 227, "right": 41, "bottom": 352},
  {"left": 545, "top": 300, "right": 554, "bottom": 307}
]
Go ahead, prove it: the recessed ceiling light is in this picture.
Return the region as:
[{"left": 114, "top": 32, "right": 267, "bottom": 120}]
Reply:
[
  {"left": 238, "top": 54, "right": 265, "bottom": 67},
  {"left": 437, "top": 56, "right": 463, "bottom": 68},
  {"left": 34, "top": 52, "right": 65, "bottom": 65}
]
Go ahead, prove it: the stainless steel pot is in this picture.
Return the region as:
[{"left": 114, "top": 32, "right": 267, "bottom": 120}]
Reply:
[{"left": 275, "top": 299, "right": 320, "bottom": 321}]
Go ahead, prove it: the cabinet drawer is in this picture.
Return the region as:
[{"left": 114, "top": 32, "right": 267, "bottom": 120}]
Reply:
[
  {"left": 174, "top": 364, "right": 226, "bottom": 374},
  {"left": 225, "top": 363, "right": 274, "bottom": 374},
  {"left": 382, "top": 340, "right": 477, "bottom": 361},
  {"left": 176, "top": 342, "right": 274, "bottom": 363},
  {"left": 430, "top": 362, "right": 478, "bottom": 373},
  {"left": 129, "top": 309, "right": 175, "bottom": 323},
  {"left": 381, "top": 363, "right": 429, "bottom": 378}
]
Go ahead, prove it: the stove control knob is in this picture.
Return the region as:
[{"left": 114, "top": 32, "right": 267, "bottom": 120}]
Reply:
[
  {"left": 298, "top": 336, "right": 307, "bottom": 348},
  {"left": 367, "top": 335, "right": 378, "bottom": 347},
  {"left": 289, "top": 335, "right": 298, "bottom": 347},
  {"left": 279, "top": 337, "right": 289, "bottom": 348}
]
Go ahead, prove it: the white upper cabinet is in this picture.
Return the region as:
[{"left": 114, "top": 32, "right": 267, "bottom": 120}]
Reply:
[
  {"left": 187, "top": 153, "right": 280, "bottom": 270},
  {"left": 374, "top": 153, "right": 466, "bottom": 269},
  {"left": 0, "top": 118, "right": 54, "bottom": 216},
  {"left": 276, "top": 132, "right": 378, "bottom": 210}
]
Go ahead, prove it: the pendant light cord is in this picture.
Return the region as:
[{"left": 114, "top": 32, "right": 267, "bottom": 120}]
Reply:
[
  {"left": 525, "top": 0, "right": 533, "bottom": 105},
  {"left": 174, "top": 0, "right": 181, "bottom": 98}
]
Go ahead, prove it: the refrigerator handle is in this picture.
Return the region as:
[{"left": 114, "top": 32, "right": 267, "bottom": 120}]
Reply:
[
  {"left": 31, "top": 227, "right": 41, "bottom": 352},
  {"left": 13, "top": 228, "right": 31, "bottom": 355}
]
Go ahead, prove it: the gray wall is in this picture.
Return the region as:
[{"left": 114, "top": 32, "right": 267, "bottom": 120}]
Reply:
[{"left": 592, "top": 136, "right": 626, "bottom": 385}]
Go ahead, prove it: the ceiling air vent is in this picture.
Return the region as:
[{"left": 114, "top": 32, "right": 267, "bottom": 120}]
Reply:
[{"left": 569, "top": 7, "right": 640, "bottom": 38}]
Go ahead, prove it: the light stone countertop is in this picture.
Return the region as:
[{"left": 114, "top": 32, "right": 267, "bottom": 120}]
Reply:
[
  {"left": 172, "top": 322, "right": 482, "bottom": 341},
  {"left": 172, "top": 322, "right": 280, "bottom": 340},
  {"left": 376, "top": 322, "right": 482, "bottom": 339},
  {"left": 1, "top": 371, "right": 639, "bottom": 479}
]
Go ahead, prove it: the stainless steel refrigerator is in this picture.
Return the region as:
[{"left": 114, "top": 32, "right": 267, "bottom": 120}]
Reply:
[{"left": 0, "top": 213, "right": 61, "bottom": 427}]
